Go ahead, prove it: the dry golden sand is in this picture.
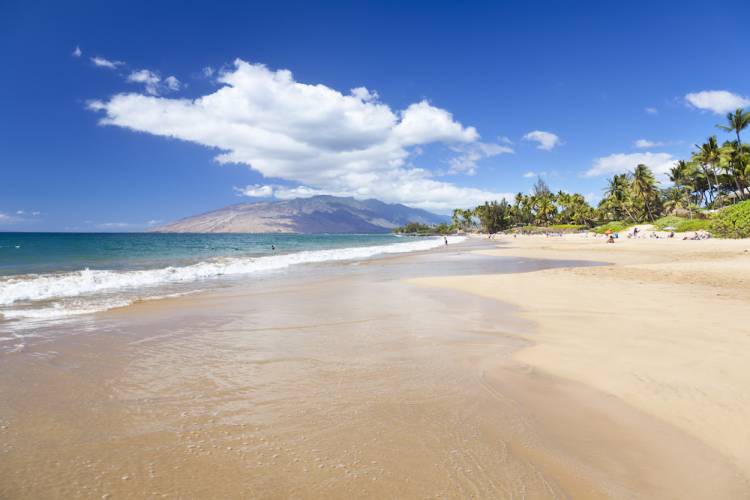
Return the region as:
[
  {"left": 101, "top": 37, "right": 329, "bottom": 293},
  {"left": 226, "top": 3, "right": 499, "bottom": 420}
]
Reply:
[
  {"left": 412, "top": 234, "right": 750, "bottom": 482},
  {"left": 1, "top": 241, "right": 749, "bottom": 498}
]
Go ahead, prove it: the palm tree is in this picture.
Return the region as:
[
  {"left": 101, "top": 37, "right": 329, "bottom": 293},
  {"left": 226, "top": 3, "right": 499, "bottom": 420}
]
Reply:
[
  {"left": 717, "top": 108, "right": 750, "bottom": 149},
  {"left": 693, "top": 136, "right": 722, "bottom": 206},
  {"left": 461, "top": 209, "right": 474, "bottom": 230},
  {"left": 663, "top": 187, "right": 691, "bottom": 215},
  {"left": 631, "top": 164, "right": 658, "bottom": 221},
  {"left": 603, "top": 174, "right": 636, "bottom": 221},
  {"left": 669, "top": 160, "right": 698, "bottom": 215},
  {"left": 534, "top": 195, "right": 556, "bottom": 226},
  {"left": 717, "top": 110, "right": 750, "bottom": 201}
]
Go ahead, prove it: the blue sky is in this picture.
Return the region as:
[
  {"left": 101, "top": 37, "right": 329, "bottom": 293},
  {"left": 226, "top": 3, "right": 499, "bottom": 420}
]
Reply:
[{"left": 1, "top": 0, "right": 749, "bottom": 230}]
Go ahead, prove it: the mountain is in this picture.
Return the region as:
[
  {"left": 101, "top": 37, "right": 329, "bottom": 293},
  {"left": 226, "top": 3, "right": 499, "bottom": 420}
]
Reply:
[{"left": 150, "top": 196, "right": 448, "bottom": 233}]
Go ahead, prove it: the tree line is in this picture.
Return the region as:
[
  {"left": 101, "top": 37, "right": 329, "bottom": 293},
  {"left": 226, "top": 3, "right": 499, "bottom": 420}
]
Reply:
[{"left": 396, "top": 108, "right": 750, "bottom": 235}]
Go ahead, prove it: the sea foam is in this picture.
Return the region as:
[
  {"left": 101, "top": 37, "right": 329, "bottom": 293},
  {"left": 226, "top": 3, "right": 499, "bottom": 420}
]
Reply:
[{"left": 0, "top": 236, "right": 463, "bottom": 310}]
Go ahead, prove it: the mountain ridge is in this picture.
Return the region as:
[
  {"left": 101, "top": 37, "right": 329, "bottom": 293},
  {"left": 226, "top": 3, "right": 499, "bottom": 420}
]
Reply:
[{"left": 150, "top": 195, "right": 447, "bottom": 233}]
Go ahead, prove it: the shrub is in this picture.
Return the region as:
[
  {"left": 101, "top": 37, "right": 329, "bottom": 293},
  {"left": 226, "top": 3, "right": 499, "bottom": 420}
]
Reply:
[
  {"left": 675, "top": 218, "right": 711, "bottom": 232},
  {"left": 653, "top": 215, "right": 685, "bottom": 230},
  {"left": 710, "top": 201, "right": 750, "bottom": 238},
  {"left": 654, "top": 215, "right": 712, "bottom": 232}
]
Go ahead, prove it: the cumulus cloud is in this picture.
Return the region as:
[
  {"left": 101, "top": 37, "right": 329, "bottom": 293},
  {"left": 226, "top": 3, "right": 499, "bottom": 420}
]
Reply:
[
  {"left": 235, "top": 184, "right": 276, "bottom": 198},
  {"left": 235, "top": 184, "right": 353, "bottom": 200},
  {"left": 91, "top": 56, "right": 123, "bottom": 69},
  {"left": 645, "top": 107, "right": 658, "bottom": 115},
  {"left": 73, "top": 46, "right": 82, "bottom": 57},
  {"left": 522, "top": 130, "right": 562, "bottom": 150},
  {"left": 164, "top": 76, "right": 181, "bottom": 91},
  {"left": 88, "top": 59, "right": 512, "bottom": 212},
  {"left": 127, "top": 69, "right": 161, "bottom": 95},
  {"left": 203, "top": 66, "right": 215, "bottom": 78},
  {"left": 685, "top": 90, "right": 750, "bottom": 115},
  {"left": 127, "top": 70, "right": 181, "bottom": 95},
  {"left": 584, "top": 152, "right": 676, "bottom": 180}
]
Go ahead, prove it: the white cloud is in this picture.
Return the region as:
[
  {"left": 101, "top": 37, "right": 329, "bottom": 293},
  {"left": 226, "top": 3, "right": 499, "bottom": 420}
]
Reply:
[
  {"left": 0, "top": 212, "right": 25, "bottom": 224},
  {"left": 73, "top": 46, "right": 82, "bottom": 57},
  {"left": 645, "top": 107, "right": 658, "bottom": 115},
  {"left": 146, "top": 219, "right": 163, "bottom": 226},
  {"left": 88, "top": 59, "right": 512, "bottom": 212},
  {"left": 127, "top": 70, "right": 161, "bottom": 95},
  {"left": 235, "top": 184, "right": 275, "bottom": 197},
  {"left": 16, "top": 210, "right": 25, "bottom": 215},
  {"left": 91, "top": 56, "right": 123, "bottom": 69},
  {"left": 685, "top": 90, "right": 750, "bottom": 115},
  {"left": 634, "top": 139, "right": 666, "bottom": 148},
  {"left": 203, "top": 66, "right": 215, "bottom": 78},
  {"left": 236, "top": 184, "right": 352, "bottom": 200},
  {"left": 523, "top": 171, "right": 549, "bottom": 178},
  {"left": 164, "top": 76, "right": 181, "bottom": 91},
  {"left": 585, "top": 152, "right": 676, "bottom": 180},
  {"left": 127, "top": 70, "right": 181, "bottom": 95},
  {"left": 522, "top": 130, "right": 562, "bottom": 150},
  {"left": 447, "top": 141, "right": 513, "bottom": 175},
  {"left": 522, "top": 171, "right": 553, "bottom": 179}
]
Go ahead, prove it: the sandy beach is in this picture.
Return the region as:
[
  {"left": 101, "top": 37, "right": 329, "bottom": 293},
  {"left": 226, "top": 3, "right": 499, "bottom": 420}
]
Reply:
[
  {"left": 2, "top": 238, "right": 749, "bottom": 498},
  {"left": 414, "top": 234, "right": 750, "bottom": 485}
]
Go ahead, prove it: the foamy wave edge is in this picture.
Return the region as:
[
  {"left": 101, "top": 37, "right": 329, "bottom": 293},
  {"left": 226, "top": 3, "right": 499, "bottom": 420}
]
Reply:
[{"left": 0, "top": 236, "right": 465, "bottom": 308}]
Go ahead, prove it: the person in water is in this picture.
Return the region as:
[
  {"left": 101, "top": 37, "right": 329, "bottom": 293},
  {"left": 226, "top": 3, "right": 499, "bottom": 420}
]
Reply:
[{"left": 271, "top": 244, "right": 276, "bottom": 251}]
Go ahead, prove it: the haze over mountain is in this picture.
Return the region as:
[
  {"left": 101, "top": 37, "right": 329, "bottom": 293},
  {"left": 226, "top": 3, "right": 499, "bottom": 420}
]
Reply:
[{"left": 151, "top": 196, "right": 447, "bottom": 234}]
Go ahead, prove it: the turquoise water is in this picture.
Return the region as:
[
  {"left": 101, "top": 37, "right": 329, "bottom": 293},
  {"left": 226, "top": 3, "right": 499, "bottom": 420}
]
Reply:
[
  {"left": 0, "top": 232, "right": 410, "bottom": 276},
  {"left": 0, "top": 232, "right": 456, "bottom": 330}
]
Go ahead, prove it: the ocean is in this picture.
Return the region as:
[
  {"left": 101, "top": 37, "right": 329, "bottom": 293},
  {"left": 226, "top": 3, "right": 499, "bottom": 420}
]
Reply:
[{"left": 0, "top": 233, "right": 459, "bottom": 331}]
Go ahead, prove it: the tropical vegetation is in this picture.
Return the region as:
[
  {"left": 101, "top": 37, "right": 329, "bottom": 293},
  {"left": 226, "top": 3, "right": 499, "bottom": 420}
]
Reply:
[{"left": 394, "top": 108, "right": 750, "bottom": 237}]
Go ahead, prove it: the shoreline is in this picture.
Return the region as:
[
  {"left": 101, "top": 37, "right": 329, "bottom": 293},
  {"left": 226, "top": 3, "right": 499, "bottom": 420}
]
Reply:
[{"left": 2, "top": 238, "right": 749, "bottom": 497}]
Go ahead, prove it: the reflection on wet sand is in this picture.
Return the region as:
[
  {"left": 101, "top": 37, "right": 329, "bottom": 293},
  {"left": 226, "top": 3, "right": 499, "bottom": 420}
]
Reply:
[{"left": 1, "top": 242, "right": 747, "bottom": 498}]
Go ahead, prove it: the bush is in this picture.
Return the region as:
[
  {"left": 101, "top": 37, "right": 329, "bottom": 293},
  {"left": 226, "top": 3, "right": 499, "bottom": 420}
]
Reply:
[
  {"left": 653, "top": 215, "right": 685, "bottom": 230},
  {"left": 654, "top": 215, "right": 711, "bottom": 232},
  {"left": 710, "top": 201, "right": 750, "bottom": 238},
  {"left": 675, "top": 218, "right": 712, "bottom": 232},
  {"left": 592, "top": 221, "right": 632, "bottom": 234}
]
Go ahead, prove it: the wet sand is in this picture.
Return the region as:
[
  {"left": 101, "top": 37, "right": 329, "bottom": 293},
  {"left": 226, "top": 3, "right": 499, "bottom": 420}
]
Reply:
[{"left": 1, "top": 239, "right": 748, "bottom": 498}]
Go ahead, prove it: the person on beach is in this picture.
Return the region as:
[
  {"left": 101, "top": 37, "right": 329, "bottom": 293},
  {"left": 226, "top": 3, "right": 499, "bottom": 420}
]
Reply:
[
  {"left": 271, "top": 244, "right": 276, "bottom": 251},
  {"left": 444, "top": 236, "right": 448, "bottom": 245},
  {"left": 607, "top": 235, "right": 615, "bottom": 244}
]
